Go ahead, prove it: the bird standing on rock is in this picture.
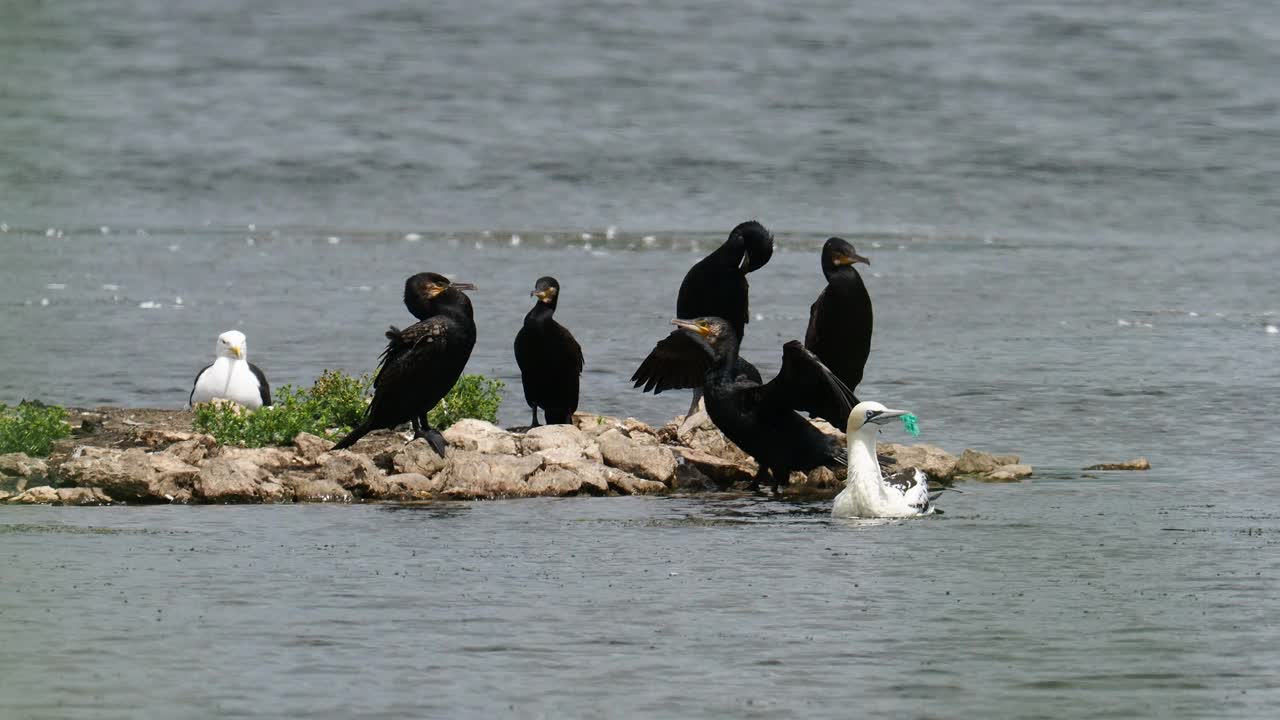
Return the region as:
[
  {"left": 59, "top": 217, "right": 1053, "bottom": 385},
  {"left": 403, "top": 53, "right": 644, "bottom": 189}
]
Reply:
[
  {"left": 514, "top": 276, "right": 583, "bottom": 426},
  {"left": 647, "top": 220, "right": 774, "bottom": 416},
  {"left": 634, "top": 316, "right": 855, "bottom": 494},
  {"left": 190, "top": 330, "right": 271, "bottom": 409},
  {"left": 332, "top": 273, "right": 476, "bottom": 455},
  {"left": 805, "top": 237, "right": 872, "bottom": 399}
]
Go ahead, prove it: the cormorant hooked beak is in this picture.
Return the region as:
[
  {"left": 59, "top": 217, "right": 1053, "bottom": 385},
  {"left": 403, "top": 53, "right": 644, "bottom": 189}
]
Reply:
[
  {"left": 450, "top": 281, "right": 477, "bottom": 291},
  {"left": 671, "top": 318, "right": 712, "bottom": 337},
  {"left": 833, "top": 251, "right": 871, "bottom": 267},
  {"left": 531, "top": 287, "right": 556, "bottom": 303},
  {"left": 739, "top": 252, "right": 752, "bottom": 272},
  {"left": 866, "top": 408, "right": 907, "bottom": 425}
]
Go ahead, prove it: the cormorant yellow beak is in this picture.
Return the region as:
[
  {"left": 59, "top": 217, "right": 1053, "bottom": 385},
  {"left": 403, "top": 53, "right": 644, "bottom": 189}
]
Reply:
[
  {"left": 450, "top": 282, "right": 477, "bottom": 291},
  {"left": 671, "top": 318, "right": 711, "bottom": 337},
  {"left": 833, "top": 252, "right": 871, "bottom": 267},
  {"left": 532, "top": 288, "right": 555, "bottom": 303}
]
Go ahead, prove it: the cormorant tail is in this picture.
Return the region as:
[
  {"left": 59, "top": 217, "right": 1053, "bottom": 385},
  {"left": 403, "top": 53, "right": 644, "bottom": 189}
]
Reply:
[{"left": 332, "top": 421, "right": 373, "bottom": 451}]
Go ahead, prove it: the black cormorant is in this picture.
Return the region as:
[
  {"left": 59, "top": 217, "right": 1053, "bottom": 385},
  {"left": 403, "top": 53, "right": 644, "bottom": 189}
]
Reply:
[
  {"left": 804, "top": 237, "right": 872, "bottom": 398},
  {"left": 663, "top": 220, "right": 773, "bottom": 415},
  {"left": 332, "top": 273, "right": 477, "bottom": 455},
  {"left": 634, "top": 316, "right": 855, "bottom": 494},
  {"left": 514, "top": 276, "right": 584, "bottom": 426}
]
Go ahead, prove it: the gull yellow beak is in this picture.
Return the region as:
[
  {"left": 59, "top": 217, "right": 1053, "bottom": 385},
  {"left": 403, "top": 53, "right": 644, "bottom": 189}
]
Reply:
[{"left": 231, "top": 345, "right": 243, "bottom": 358}]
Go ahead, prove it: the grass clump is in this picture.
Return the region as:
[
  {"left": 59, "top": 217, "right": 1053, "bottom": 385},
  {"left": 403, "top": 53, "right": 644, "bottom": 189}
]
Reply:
[
  {"left": 0, "top": 401, "right": 73, "bottom": 456},
  {"left": 194, "top": 370, "right": 504, "bottom": 448},
  {"left": 194, "top": 370, "right": 372, "bottom": 448},
  {"left": 428, "top": 374, "right": 504, "bottom": 429}
]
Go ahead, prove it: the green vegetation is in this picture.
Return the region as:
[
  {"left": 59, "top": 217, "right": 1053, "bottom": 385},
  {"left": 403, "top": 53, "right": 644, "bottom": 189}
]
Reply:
[
  {"left": 194, "top": 370, "right": 504, "bottom": 448},
  {"left": 0, "top": 402, "right": 72, "bottom": 457}
]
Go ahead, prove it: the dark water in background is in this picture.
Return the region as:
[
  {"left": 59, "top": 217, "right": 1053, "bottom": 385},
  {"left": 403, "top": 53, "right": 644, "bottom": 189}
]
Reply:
[{"left": 1, "top": 0, "right": 1279, "bottom": 717}]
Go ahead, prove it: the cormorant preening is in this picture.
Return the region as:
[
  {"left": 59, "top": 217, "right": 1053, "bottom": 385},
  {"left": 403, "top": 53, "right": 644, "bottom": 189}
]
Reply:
[
  {"left": 804, "top": 237, "right": 872, "bottom": 398},
  {"left": 332, "top": 273, "right": 477, "bottom": 455},
  {"left": 514, "top": 276, "right": 584, "bottom": 426},
  {"left": 666, "top": 220, "right": 774, "bottom": 415},
  {"left": 190, "top": 330, "right": 271, "bottom": 409},
  {"left": 635, "top": 316, "right": 855, "bottom": 494}
]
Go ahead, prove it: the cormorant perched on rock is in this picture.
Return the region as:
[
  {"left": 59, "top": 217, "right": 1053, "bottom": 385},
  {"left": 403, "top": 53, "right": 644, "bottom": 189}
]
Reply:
[
  {"left": 635, "top": 316, "right": 855, "bottom": 494},
  {"left": 805, "top": 237, "right": 872, "bottom": 398},
  {"left": 190, "top": 330, "right": 271, "bottom": 409},
  {"left": 514, "top": 276, "right": 583, "bottom": 426},
  {"left": 665, "top": 220, "right": 773, "bottom": 415},
  {"left": 332, "top": 273, "right": 476, "bottom": 455}
]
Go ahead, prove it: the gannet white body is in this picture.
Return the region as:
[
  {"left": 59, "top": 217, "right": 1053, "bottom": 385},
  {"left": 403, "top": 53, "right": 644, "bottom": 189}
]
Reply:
[
  {"left": 189, "top": 330, "right": 271, "bottom": 409},
  {"left": 833, "top": 401, "right": 936, "bottom": 518}
]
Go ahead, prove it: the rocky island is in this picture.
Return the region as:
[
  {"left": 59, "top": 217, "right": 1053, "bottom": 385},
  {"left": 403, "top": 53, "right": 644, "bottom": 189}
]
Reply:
[{"left": 1, "top": 407, "right": 1032, "bottom": 505}]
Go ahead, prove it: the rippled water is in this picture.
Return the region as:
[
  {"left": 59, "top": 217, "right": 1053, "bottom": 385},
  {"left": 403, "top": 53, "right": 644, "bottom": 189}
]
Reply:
[{"left": 2, "top": 0, "right": 1279, "bottom": 717}]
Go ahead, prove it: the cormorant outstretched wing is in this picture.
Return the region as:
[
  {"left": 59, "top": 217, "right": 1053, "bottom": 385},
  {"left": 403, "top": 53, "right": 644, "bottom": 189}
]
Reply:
[
  {"left": 631, "top": 331, "right": 762, "bottom": 394},
  {"left": 759, "top": 341, "right": 857, "bottom": 426}
]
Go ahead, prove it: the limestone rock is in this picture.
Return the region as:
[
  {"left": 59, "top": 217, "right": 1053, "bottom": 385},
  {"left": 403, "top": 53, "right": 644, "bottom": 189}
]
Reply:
[
  {"left": 676, "top": 415, "right": 756, "bottom": 467},
  {"left": 383, "top": 472, "right": 444, "bottom": 500},
  {"left": 443, "top": 419, "right": 519, "bottom": 455},
  {"left": 59, "top": 447, "right": 198, "bottom": 503},
  {"left": 333, "top": 429, "right": 408, "bottom": 470},
  {"left": 210, "top": 445, "right": 301, "bottom": 470},
  {"left": 135, "top": 428, "right": 203, "bottom": 449},
  {"left": 672, "top": 463, "right": 715, "bottom": 491},
  {"left": 534, "top": 459, "right": 611, "bottom": 495},
  {"left": 57, "top": 487, "right": 114, "bottom": 505},
  {"left": 316, "top": 451, "right": 387, "bottom": 498},
  {"left": 671, "top": 446, "right": 756, "bottom": 487},
  {"left": 804, "top": 465, "right": 843, "bottom": 490},
  {"left": 1084, "top": 457, "right": 1151, "bottom": 471},
  {"left": 283, "top": 474, "right": 354, "bottom": 503},
  {"left": 163, "top": 436, "right": 217, "bottom": 465},
  {"left": 523, "top": 424, "right": 602, "bottom": 463},
  {"left": 438, "top": 451, "right": 544, "bottom": 499},
  {"left": 194, "top": 457, "right": 281, "bottom": 503},
  {"left": 982, "top": 464, "right": 1034, "bottom": 482},
  {"left": 955, "top": 449, "right": 1021, "bottom": 476},
  {"left": 880, "top": 443, "right": 959, "bottom": 482},
  {"left": 605, "top": 467, "right": 667, "bottom": 495},
  {"left": 0, "top": 452, "right": 48, "bottom": 492},
  {"left": 526, "top": 467, "right": 590, "bottom": 497},
  {"left": 597, "top": 429, "right": 677, "bottom": 485},
  {"left": 9, "top": 486, "right": 59, "bottom": 504},
  {"left": 573, "top": 412, "right": 624, "bottom": 437},
  {"left": 293, "top": 432, "right": 335, "bottom": 463},
  {"left": 621, "top": 418, "right": 659, "bottom": 440},
  {"left": 392, "top": 439, "right": 450, "bottom": 477}
]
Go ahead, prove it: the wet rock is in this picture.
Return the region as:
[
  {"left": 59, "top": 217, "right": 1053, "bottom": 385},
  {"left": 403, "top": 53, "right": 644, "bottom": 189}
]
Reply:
[
  {"left": 671, "top": 446, "right": 756, "bottom": 487},
  {"left": 526, "top": 466, "right": 592, "bottom": 497},
  {"left": 804, "top": 465, "right": 843, "bottom": 490},
  {"left": 443, "top": 419, "right": 519, "bottom": 455},
  {"left": 981, "top": 464, "right": 1034, "bottom": 482},
  {"left": 540, "top": 459, "right": 612, "bottom": 495},
  {"left": 438, "top": 451, "right": 544, "bottom": 499},
  {"left": 605, "top": 467, "right": 667, "bottom": 495},
  {"left": 0, "top": 452, "right": 48, "bottom": 492},
  {"left": 283, "top": 474, "right": 354, "bottom": 503},
  {"left": 676, "top": 415, "right": 756, "bottom": 467},
  {"left": 59, "top": 447, "right": 198, "bottom": 503},
  {"left": 955, "top": 449, "right": 1021, "bottom": 476},
  {"left": 163, "top": 436, "right": 217, "bottom": 465},
  {"left": 334, "top": 430, "right": 407, "bottom": 470},
  {"left": 195, "top": 457, "right": 283, "bottom": 503},
  {"left": 8, "top": 486, "right": 59, "bottom": 504},
  {"left": 597, "top": 429, "right": 677, "bottom": 485},
  {"left": 293, "top": 432, "right": 334, "bottom": 463},
  {"left": 1084, "top": 457, "right": 1151, "bottom": 471},
  {"left": 672, "top": 463, "right": 716, "bottom": 491},
  {"left": 523, "top": 424, "right": 602, "bottom": 463},
  {"left": 316, "top": 450, "right": 387, "bottom": 498},
  {"left": 880, "top": 443, "right": 959, "bottom": 482},
  {"left": 383, "top": 473, "right": 444, "bottom": 500},
  {"left": 392, "top": 439, "right": 450, "bottom": 477}
]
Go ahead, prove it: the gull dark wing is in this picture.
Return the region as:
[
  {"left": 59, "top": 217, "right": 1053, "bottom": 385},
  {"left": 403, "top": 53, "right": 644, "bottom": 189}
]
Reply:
[
  {"left": 249, "top": 362, "right": 271, "bottom": 407},
  {"left": 189, "top": 363, "right": 212, "bottom": 407},
  {"left": 760, "top": 340, "right": 858, "bottom": 426},
  {"left": 631, "top": 329, "right": 716, "bottom": 394}
]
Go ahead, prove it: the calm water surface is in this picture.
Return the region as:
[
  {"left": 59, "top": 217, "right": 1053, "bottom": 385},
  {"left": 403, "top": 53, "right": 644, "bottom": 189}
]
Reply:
[{"left": 2, "top": 0, "right": 1279, "bottom": 717}]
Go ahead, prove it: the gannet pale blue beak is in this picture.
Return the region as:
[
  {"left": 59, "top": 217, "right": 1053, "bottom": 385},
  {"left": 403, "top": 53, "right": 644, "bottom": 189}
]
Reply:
[{"left": 867, "top": 408, "right": 907, "bottom": 425}]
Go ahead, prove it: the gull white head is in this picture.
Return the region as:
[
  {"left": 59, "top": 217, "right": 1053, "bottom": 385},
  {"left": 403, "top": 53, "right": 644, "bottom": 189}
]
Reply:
[
  {"left": 846, "top": 400, "right": 909, "bottom": 435},
  {"left": 216, "top": 330, "right": 248, "bottom": 360}
]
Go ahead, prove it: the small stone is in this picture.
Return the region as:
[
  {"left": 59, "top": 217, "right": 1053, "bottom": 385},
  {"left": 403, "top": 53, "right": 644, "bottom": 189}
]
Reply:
[
  {"left": 1083, "top": 458, "right": 1151, "bottom": 471},
  {"left": 316, "top": 451, "right": 387, "bottom": 498},
  {"left": 438, "top": 451, "right": 544, "bottom": 499},
  {"left": 58, "top": 447, "right": 197, "bottom": 503},
  {"left": 163, "top": 436, "right": 216, "bottom": 465},
  {"left": 671, "top": 447, "right": 756, "bottom": 487},
  {"left": 210, "top": 446, "right": 301, "bottom": 470},
  {"left": 282, "top": 474, "right": 353, "bottom": 503},
  {"left": 605, "top": 468, "right": 667, "bottom": 495},
  {"left": 523, "top": 424, "right": 601, "bottom": 462},
  {"left": 135, "top": 428, "right": 201, "bottom": 449},
  {"left": 8, "top": 486, "right": 60, "bottom": 504},
  {"left": 383, "top": 472, "right": 444, "bottom": 500},
  {"left": 194, "top": 457, "right": 276, "bottom": 503},
  {"left": 881, "top": 443, "right": 959, "bottom": 482},
  {"left": 954, "top": 449, "right": 1013, "bottom": 476},
  {"left": 982, "top": 464, "right": 1034, "bottom": 482},
  {"left": 0, "top": 452, "right": 47, "bottom": 492},
  {"left": 55, "top": 487, "right": 113, "bottom": 505},
  {"left": 392, "top": 439, "right": 449, "bottom": 477}
]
